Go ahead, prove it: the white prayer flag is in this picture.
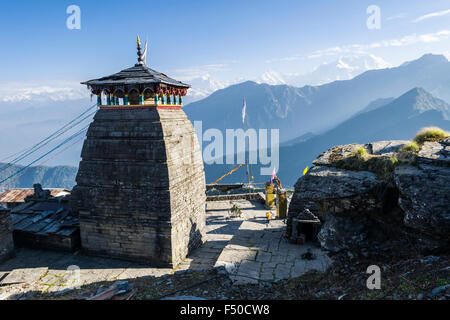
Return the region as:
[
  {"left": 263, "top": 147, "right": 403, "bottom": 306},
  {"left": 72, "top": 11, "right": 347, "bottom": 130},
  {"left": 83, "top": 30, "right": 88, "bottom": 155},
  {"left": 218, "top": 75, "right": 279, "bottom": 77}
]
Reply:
[
  {"left": 142, "top": 40, "right": 148, "bottom": 64},
  {"left": 242, "top": 98, "right": 246, "bottom": 124}
]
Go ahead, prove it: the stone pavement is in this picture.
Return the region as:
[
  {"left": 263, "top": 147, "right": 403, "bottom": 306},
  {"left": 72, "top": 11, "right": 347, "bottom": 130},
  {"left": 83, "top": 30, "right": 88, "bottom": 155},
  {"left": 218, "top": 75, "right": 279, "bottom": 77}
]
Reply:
[
  {"left": 176, "top": 200, "right": 331, "bottom": 284},
  {"left": 0, "top": 199, "right": 331, "bottom": 299}
]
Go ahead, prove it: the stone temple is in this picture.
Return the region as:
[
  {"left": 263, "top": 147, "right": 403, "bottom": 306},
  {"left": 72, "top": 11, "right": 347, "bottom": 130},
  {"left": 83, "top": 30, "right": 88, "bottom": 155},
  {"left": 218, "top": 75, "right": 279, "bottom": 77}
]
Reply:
[{"left": 70, "top": 36, "right": 206, "bottom": 267}]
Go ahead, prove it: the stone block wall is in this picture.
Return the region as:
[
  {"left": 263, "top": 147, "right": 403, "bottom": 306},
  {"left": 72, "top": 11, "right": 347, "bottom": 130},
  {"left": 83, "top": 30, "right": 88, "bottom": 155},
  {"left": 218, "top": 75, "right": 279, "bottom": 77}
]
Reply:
[
  {"left": 70, "top": 108, "right": 206, "bottom": 267},
  {"left": 0, "top": 209, "right": 14, "bottom": 263}
]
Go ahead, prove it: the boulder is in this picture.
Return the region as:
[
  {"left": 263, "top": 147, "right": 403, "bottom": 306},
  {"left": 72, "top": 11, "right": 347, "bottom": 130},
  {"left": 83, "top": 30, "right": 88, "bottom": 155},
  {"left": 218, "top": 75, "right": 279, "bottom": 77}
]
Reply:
[
  {"left": 313, "top": 140, "right": 408, "bottom": 167},
  {"left": 296, "top": 166, "right": 380, "bottom": 200},
  {"left": 313, "top": 144, "right": 364, "bottom": 166},
  {"left": 287, "top": 165, "right": 383, "bottom": 250},
  {"left": 368, "top": 140, "right": 409, "bottom": 156},
  {"left": 417, "top": 138, "right": 450, "bottom": 166},
  {"left": 288, "top": 139, "right": 450, "bottom": 254},
  {"left": 293, "top": 166, "right": 382, "bottom": 217},
  {"left": 317, "top": 212, "right": 373, "bottom": 252},
  {"left": 394, "top": 164, "right": 450, "bottom": 238}
]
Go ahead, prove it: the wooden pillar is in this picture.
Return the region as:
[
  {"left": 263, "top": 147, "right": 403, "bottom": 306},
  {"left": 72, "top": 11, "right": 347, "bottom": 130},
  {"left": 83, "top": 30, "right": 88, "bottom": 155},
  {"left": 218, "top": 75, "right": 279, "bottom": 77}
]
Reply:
[
  {"left": 124, "top": 94, "right": 129, "bottom": 105},
  {"left": 97, "top": 94, "right": 102, "bottom": 106}
]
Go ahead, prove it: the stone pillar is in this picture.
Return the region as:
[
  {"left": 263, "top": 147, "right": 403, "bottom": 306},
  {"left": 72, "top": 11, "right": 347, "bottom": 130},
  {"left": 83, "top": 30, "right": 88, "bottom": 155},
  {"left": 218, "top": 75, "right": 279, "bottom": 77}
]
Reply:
[
  {"left": 70, "top": 108, "right": 206, "bottom": 267},
  {"left": 0, "top": 209, "right": 14, "bottom": 263}
]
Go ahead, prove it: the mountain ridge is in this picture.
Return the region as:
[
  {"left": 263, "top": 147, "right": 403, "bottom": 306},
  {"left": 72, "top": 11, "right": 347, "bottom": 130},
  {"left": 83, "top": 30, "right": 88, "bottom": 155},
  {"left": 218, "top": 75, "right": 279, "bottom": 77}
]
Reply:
[
  {"left": 201, "top": 87, "right": 450, "bottom": 186},
  {"left": 185, "top": 54, "right": 450, "bottom": 143},
  {"left": 0, "top": 162, "right": 78, "bottom": 192}
]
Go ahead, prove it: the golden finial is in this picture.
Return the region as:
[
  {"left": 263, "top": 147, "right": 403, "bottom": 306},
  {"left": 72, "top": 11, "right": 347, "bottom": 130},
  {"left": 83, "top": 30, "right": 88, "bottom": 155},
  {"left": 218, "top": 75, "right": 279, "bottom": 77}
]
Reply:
[{"left": 136, "top": 34, "right": 143, "bottom": 65}]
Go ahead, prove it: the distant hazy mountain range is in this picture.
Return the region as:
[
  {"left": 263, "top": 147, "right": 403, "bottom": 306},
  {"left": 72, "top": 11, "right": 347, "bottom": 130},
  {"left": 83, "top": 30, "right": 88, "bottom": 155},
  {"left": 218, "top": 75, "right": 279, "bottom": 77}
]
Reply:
[
  {"left": 185, "top": 54, "right": 450, "bottom": 143},
  {"left": 0, "top": 162, "right": 77, "bottom": 192},
  {"left": 1, "top": 54, "right": 449, "bottom": 189},
  {"left": 203, "top": 87, "right": 450, "bottom": 186},
  {"left": 181, "top": 75, "right": 236, "bottom": 105},
  {"left": 0, "top": 98, "right": 91, "bottom": 167},
  {"left": 184, "top": 53, "right": 391, "bottom": 103},
  {"left": 2, "top": 86, "right": 447, "bottom": 189}
]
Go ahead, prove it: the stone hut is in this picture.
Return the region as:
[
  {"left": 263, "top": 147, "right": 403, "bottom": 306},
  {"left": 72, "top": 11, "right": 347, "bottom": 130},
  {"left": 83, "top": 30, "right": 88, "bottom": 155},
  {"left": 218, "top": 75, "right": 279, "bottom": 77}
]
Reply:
[{"left": 70, "top": 36, "right": 206, "bottom": 267}]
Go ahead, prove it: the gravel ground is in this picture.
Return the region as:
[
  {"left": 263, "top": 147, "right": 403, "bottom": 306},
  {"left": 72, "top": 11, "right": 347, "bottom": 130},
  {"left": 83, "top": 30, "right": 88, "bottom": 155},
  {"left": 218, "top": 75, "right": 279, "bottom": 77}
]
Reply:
[{"left": 6, "top": 249, "right": 448, "bottom": 301}]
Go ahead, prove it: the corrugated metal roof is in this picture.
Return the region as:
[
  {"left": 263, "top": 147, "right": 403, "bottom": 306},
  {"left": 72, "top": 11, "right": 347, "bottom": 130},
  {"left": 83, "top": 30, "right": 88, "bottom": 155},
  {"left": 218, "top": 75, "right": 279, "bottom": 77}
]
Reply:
[{"left": 0, "top": 188, "right": 70, "bottom": 203}]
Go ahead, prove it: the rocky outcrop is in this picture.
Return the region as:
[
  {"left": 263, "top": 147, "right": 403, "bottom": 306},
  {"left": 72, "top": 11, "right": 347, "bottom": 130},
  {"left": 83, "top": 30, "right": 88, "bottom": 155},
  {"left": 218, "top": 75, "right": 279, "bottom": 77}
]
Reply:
[
  {"left": 317, "top": 212, "right": 375, "bottom": 253},
  {"left": 395, "top": 138, "right": 450, "bottom": 239},
  {"left": 368, "top": 140, "right": 410, "bottom": 156},
  {"left": 287, "top": 139, "right": 450, "bottom": 254},
  {"left": 295, "top": 166, "right": 380, "bottom": 200},
  {"left": 294, "top": 166, "right": 382, "bottom": 217},
  {"left": 417, "top": 138, "right": 449, "bottom": 165}
]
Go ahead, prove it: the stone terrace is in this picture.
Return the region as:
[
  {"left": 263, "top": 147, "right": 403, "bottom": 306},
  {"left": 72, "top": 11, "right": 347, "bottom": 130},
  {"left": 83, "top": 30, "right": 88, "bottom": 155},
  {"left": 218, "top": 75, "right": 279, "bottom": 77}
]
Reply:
[{"left": 0, "top": 199, "right": 331, "bottom": 298}]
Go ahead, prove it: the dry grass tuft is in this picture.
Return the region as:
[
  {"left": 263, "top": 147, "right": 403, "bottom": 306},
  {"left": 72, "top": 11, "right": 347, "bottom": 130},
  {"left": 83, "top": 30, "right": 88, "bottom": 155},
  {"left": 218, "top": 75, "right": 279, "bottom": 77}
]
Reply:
[{"left": 413, "top": 127, "right": 449, "bottom": 145}]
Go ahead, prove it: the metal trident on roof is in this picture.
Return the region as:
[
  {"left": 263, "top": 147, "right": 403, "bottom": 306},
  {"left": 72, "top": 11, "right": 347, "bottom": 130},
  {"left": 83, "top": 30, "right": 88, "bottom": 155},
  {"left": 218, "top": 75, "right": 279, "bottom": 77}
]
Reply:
[{"left": 136, "top": 35, "right": 148, "bottom": 65}]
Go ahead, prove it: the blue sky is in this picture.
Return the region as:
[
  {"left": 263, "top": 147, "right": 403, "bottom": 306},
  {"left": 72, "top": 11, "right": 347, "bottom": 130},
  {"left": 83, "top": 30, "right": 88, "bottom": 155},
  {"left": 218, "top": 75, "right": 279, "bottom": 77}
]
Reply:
[{"left": 0, "top": 0, "right": 449, "bottom": 83}]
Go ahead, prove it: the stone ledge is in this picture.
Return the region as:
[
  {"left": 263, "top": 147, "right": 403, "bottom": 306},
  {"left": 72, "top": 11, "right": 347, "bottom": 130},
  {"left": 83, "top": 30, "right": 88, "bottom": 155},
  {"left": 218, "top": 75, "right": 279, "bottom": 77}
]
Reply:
[{"left": 206, "top": 193, "right": 265, "bottom": 203}]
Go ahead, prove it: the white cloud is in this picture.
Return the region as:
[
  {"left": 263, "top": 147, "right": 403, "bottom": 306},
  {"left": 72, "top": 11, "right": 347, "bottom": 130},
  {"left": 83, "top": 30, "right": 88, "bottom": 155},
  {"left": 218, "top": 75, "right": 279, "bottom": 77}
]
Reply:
[
  {"left": 413, "top": 9, "right": 450, "bottom": 23},
  {"left": 386, "top": 12, "right": 407, "bottom": 21},
  {"left": 170, "top": 63, "right": 231, "bottom": 81},
  {"left": 307, "top": 30, "right": 450, "bottom": 59},
  {"left": 266, "top": 30, "right": 450, "bottom": 63}
]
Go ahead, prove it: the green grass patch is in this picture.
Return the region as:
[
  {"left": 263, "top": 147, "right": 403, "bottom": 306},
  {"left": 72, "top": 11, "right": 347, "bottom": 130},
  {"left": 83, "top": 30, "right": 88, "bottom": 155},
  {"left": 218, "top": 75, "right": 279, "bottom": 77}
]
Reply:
[
  {"left": 353, "top": 146, "right": 368, "bottom": 159},
  {"left": 324, "top": 145, "right": 401, "bottom": 181},
  {"left": 402, "top": 141, "right": 420, "bottom": 153}
]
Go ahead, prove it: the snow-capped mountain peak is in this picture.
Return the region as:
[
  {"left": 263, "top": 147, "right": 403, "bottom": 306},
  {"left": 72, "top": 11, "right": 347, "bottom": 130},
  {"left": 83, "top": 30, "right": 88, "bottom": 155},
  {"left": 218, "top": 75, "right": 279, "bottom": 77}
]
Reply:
[
  {"left": 255, "top": 71, "right": 287, "bottom": 85},
  {"left": 254, "top": 54, "right": 392, "bottom": 87}
]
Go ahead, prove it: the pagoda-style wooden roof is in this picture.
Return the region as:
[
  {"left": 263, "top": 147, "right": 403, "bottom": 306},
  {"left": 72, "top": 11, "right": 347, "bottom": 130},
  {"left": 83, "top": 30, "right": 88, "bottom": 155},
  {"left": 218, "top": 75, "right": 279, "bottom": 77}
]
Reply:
[{"left": 81, "top": 64, "right": 190, "bottom": 89}]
